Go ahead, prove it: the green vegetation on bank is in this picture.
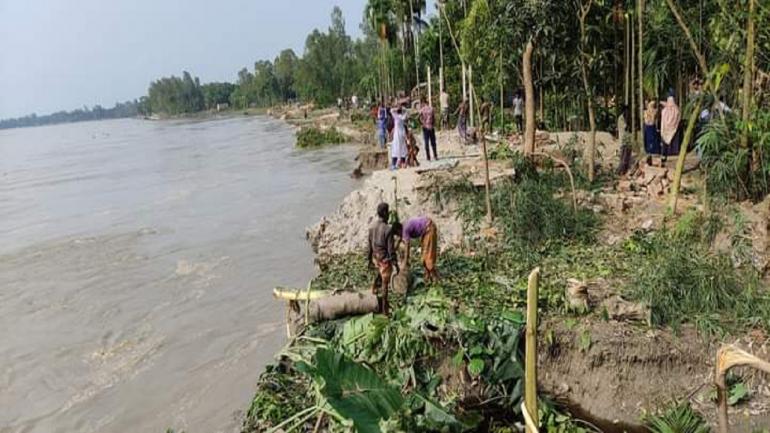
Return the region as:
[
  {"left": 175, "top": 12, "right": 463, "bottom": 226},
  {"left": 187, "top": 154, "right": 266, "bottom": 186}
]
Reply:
[
  {"left": 296, "top": 127, "right": 350, "bottom": 148},
  {"left": 243, "top": 154, "right": 770, "bottom": 433}
]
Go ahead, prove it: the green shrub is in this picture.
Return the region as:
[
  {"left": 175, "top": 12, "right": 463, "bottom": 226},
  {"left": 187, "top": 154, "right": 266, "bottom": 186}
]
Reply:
[
  {"left": 699, "top": 110, "right": 770, "bottom": 202},
  {"left": 625, "top": 223, "right": 770, "bottom": 335},
  {"left": 644, "top": 402, "right": 709, "bottom": 433},
  {"left": 296, "top": 126, "right": 348, "bottom": 148}
]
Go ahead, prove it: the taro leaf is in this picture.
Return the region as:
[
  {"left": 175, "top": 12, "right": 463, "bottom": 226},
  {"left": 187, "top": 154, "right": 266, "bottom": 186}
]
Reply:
[
  {"left": 298, "top": 348, "right": 404, "bottom": 433},
  {"left": 417, "top": 394, "right": 462, "bottom": 428},
  {"left": 468, "top": 358, "right": 485, "bottom": 377},
  {"left": 728, "top": 382, "right": 749, "bottom": 406}
]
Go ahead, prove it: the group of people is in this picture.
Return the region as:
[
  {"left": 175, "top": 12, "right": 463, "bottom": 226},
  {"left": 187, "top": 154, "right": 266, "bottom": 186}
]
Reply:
[
  {"left": 337, "top": 95, "right": 360, "bottom": 111},
  {"left": 642, "top": 91, "right": 683, "bottom": 166},
  {"left": 373, "top": 96, "right": 439, "bottom": 170},
  {"left": 367, "top": 202, "right": 439, "bottom": 315},
  {"left": 454, "top": 89, "right": 525, "bottom": 143},
  {"left": 641, "top": 86, "right": 732, "bottom": 166},
  {"left": 369, "top": 87, "right": 526, "bottom": 164}
]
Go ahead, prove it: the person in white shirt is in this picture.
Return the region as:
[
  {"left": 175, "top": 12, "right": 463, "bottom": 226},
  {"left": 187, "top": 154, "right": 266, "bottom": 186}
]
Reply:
[
  {"left": 390, "top": 106, "right": 408, "bottom": 169},
  {"left": 512, "top": 90, "right": 524, "bottom": 133}
]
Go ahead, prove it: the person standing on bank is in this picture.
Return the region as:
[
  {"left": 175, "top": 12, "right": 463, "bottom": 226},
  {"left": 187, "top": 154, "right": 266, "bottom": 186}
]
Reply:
[
  {"left": 660, "top": 90, "right": 681, "bottom": 166},
  {"left": 390, "top": 106, "right": 408, "bottom": 169},
  {"left": 419, "top": 96, "right": 438, "bottom": 161},
  {"left": 643, "top": 100, "right": 661, "bottom": 165},
  {"left": 367, "top": 203, "right": 397, "bottom": 315},
  {"left": 512, "top": 90, "right": 524, "bottom": 133},
  {"left": 376, "top": 100, "right": 388, "bottom": 150},
  {"left": 440, "top": 89, "right": 450, "bottom": 130}
]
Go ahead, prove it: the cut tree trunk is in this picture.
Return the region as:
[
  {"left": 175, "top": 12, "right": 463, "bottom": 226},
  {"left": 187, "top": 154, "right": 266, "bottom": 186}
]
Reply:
[
  {"left": 306, "top": 292, "right": 380, "bottom": 323},
  {"left": 523, "top": 40, "right": 536, "bottom": 155}
]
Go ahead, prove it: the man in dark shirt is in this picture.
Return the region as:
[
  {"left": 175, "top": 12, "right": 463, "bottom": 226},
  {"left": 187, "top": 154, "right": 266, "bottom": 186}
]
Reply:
[{"left": 367, "top": 202, "right": 396, "bottom": 315}]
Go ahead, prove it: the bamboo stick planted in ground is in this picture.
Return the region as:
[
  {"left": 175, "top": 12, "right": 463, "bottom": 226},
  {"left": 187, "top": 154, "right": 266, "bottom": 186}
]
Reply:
[{"left": 525, "top": 267, "right": 540, "bottom": 433}]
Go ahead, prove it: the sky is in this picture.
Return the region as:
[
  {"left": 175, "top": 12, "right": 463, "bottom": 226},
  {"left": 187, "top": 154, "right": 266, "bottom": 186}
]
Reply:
[{"left": 0, "top": 0, "right": 372, "bottom": 119}]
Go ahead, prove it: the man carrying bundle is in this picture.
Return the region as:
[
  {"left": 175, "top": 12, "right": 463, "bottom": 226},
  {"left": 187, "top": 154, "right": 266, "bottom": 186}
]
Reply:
[{"left": 367, "top": 203, "right": 398, "bottom": 315}]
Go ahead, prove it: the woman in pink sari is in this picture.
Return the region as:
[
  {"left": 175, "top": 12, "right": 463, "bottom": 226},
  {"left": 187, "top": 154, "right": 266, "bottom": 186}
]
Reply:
[{"left": 660, "top": 92, "right": 681, "bottom": 166}]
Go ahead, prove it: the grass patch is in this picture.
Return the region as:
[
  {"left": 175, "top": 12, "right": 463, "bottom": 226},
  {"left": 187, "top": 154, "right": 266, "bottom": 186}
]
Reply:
[
  {"left": 296, "top": 126, "right": 349, "bottom": 148},
  {"left": 448, "top": 154, "right": 600, "bottom": 255},
  {"left": 624, "top": 210, "right": 770, "bottom": 335}
]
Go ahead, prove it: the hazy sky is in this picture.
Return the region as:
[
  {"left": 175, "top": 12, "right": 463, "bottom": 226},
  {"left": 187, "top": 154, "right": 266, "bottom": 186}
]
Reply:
[{"left": 0, "top": 0, "right": 370, "bottom": 119}]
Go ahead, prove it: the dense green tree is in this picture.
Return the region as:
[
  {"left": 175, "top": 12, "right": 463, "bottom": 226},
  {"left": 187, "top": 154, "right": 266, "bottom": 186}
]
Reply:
[
  {"left": 294, "top": 7, "right": 356, "bottom": 105},
  {"left": 274, "top": 49, "right": 299, "bottom": 101},
  {"left": 147, "top": 72, "right": 205, "bottom": 114},
  {"left": 201, "top": 82, "right": 236, "bottom": 109}
]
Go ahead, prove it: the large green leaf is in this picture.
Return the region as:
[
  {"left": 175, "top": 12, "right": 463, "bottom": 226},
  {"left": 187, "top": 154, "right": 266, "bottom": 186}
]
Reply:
[{"left": 298, "top": 348, "right": 404, "bottom": 433}]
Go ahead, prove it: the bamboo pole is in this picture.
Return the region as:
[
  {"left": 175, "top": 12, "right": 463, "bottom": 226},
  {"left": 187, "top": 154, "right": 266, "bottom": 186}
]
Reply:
[
  {"left": 438, "top": 6, "right": 444, "bottom": 76},
  {"left": 469, "top": 66, "right": 475, "bottom": 129},
  {"left": 462, "top": 64, "right": 468, "bottom": 105},
  {"left": 624, "top": 14, "right": 630, "bottom": 105},
  {"left": 499, "top": 46, "right": 504, "bottom": 131},
  {"left": 630, "top": 15, "right": 636, "bottom": 153},
  {"left": 525, "top": 267, "right": 540, "bottom": 433},
  {"left": 740, "top": 0, "right": 755, "bottom": 151},
  {"left": 481, "top": 136, "right": 493, "bottom": 223},
  {"left": 428, "top": 66, "right": 433, "bottom": 107},
  {"left": 638, "top": 0, "right": 645, "bottom": 144}
]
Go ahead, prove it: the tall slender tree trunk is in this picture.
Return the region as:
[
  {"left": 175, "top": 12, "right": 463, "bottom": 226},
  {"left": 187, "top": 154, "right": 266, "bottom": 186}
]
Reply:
[
  {"left": 500, "top": 47, "right": 504, "bottom": 131},
  {"left": 624, "top": 16, "right": 630, "bottom": 105},
  {"left": 630, "top": 16, "right": 636, "bottom": 151},
  {"left": 523, "top": 41, "right": 536, "bottom": 155},
  {"left": 578, "top": 0, "right": 597, "bottom": 181},
  {"left": 401, "top": 21, "right": 408, "bottom": 93},
  {"left": 469, "top": 66, "right": 475, "bottom": 129},
  {"left": 409, "top": 0, "right": 420, "bottom": 91},
  {"left": 638, "top": 0, "right": 645, "bottom": 144},
  {"left": 741, "top": 0, "right": 756, "bottom": 153}
]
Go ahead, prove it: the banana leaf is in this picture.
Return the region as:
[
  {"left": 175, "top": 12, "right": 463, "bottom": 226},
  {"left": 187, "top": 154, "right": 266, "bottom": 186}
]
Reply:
[{"left": 297, "top": 348, "right": 404, "bottom": 433}]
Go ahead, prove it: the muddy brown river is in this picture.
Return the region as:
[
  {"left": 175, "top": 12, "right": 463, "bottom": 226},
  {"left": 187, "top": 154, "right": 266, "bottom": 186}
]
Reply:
[{"left": 0, "top": 117, "right": 358, "bottom": 433}]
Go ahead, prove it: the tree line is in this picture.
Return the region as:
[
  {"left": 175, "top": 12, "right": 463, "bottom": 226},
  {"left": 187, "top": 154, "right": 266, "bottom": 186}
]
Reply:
[{"left": 0, "top": 100, "right": 144, "bottom": 130}]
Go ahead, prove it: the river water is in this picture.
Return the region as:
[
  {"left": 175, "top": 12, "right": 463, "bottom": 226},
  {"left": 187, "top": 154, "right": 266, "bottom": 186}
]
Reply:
[{"left": 0, "top": 117, "right": 358, "bottom": 433}]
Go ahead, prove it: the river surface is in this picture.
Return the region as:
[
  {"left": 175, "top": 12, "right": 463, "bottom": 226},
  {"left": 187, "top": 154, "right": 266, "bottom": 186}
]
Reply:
[{"left": 0, "top": 117, "right": 358, "bottom": 433}]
